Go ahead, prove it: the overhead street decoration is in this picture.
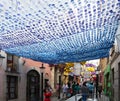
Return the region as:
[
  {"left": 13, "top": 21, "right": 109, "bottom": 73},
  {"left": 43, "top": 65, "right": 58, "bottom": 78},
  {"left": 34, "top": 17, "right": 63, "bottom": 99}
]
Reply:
[{"left": 0, "top": 0, "right": 120, "bottom": 64}]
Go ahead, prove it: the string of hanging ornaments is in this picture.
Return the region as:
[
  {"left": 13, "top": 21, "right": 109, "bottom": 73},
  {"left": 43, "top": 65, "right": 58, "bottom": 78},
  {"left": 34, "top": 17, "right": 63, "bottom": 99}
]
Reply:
[{"left": 0, "top": 0, "right": 120, "bottom": 64}]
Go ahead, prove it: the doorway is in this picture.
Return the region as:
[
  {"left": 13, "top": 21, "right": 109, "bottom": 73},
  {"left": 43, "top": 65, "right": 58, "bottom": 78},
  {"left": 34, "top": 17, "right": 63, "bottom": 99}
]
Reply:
[
  {"left": 118, "top": 62, "right": 120, "bottom": 101},
  {"left": 27, "top": 70, "right": 40, "bottom": 101}
]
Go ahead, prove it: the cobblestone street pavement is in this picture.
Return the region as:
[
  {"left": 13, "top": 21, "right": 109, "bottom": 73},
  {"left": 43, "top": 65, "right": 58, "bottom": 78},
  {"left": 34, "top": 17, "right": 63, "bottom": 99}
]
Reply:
[
  {"left": 51, "top": 96, "right": 59, "bottom": 101},
  {"left": 51, "top": 92, "right": 65, "bottom": 101},
  {"left": 51, "top": 96, "right": 65, "bottom": 101}
]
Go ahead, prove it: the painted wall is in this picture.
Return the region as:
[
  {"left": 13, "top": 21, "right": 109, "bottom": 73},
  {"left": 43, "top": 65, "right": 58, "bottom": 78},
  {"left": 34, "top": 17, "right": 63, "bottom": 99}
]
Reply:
[
  {"left": 99, "top": 58, "right": 108, "bottom": 72},
  {"left": 0, "top": 51, "right": 55, "bottom": 101},
  {"left": 22, "top": 58, "right": 52, "bottom": 81}
]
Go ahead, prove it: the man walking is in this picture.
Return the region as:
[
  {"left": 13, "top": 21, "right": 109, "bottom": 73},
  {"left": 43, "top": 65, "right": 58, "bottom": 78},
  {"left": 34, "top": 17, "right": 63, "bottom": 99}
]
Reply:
[{"left": 81, "top": 82, "right": 89, "bottom": 101}]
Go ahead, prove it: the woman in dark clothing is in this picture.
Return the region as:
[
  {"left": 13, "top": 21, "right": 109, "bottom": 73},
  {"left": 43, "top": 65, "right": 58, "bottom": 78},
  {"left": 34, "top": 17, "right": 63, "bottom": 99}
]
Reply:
[
  {"left": 81, "top": 82, "right": 89, "bottom": 101},
  {"left": 98, "top": 83, "right": 102, "bottom": 98},
  {"left": 72, "top": 82, "right": 76, "bottom": 95}
]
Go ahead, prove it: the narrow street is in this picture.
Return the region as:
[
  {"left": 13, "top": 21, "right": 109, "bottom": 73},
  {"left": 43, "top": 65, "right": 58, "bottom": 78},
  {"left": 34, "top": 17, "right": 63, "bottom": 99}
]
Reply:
[
  {"left": 51, "top": 93, "right": 110, "bottom": 101},
  {"left": 0, "top": 0, "right": 120, "bottom": 101}
]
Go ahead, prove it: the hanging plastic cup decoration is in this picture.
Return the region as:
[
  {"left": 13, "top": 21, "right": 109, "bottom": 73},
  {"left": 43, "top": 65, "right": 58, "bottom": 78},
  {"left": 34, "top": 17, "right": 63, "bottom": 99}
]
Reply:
[
  {"left": 0, "top": 0, "right": 119, "bottom": 64},
  {"left": 63, "top": 71, "right": 69, "bottom": 76},
  {"left": 81, "top": 72, "right": 84, "bottom": 76},
  {"left": 87, "top": 67, "right": 95, "bottom": 72},
  {"left": 90, "top": 67, "right": 95, "bottom": 72},
  {"left": 64, "top": 66, "right": 73, "bottom": 73},
  {"left": 85, "top": 63, "right": 95, "bottom": 67},
  {"left": 86, "top": 63, "right": 95, "bottom": 72},
  {"left": 64, "top": 67, "right": 72, "bottom": 73},
  {"left": 91, "top": 72, "right": 96, "bottom": 75},
  {"left": 63, "top": 62, "right": 74, "bottom": 75},
  {"left": 65, "top": 62, "right": 74, "bottom": 68},
  {"left": 80, "top": 61, "right": 86, "bottom": 65}
]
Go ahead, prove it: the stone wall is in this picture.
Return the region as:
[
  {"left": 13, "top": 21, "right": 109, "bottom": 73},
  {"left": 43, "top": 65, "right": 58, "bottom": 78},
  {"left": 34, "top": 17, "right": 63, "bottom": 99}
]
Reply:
[
  {"left": 111, "top": 55, "right": 120, "bottom": 101},
  {"left": 0, "top": 56, "right": 54, "bottom": 101}
]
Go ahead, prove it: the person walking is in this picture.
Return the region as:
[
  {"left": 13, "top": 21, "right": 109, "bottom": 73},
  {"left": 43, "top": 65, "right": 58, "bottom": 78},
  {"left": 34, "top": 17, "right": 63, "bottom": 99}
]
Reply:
[
  {"left": 66, "top": 82, "right": 73, "bottom": 98},
  {"left": 62, "top": 83, "right": 68, "bottom": 98},
  {"left": 81, "top": 82, "right": 89, "bottom": 101},
  {"left": 76, "top": 83, "right": 81, "bottom": 94},
  {"left": 72, "top": 82, "right": 76, "bottom": 95},
  {"left": 86, "top": 82, "right": 94, "bottom": 98},
  {"left": 56, "top": 83, "right": 60, "bottom": 98},
  {"left": 98, "top": 83, "right": 102, "bottom": 98}
]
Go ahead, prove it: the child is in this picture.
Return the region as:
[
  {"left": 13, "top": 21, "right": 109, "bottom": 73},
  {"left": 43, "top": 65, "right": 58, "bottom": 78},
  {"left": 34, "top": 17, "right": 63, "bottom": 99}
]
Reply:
[{"left": 44, "top": 88, "right": 52, "bottom": 101}]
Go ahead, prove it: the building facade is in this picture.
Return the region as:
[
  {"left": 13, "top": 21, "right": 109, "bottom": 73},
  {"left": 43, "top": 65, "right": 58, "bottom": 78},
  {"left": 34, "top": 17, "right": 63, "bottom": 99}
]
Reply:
[
  {"left": 0, "top": 50, "right": 55, "bottom": 101},
  {"left": 109, "top": 45, "right": 120, "bottom": 101},
  {"left": 99, "top": 58, "right": 108, "bottom": 85}
]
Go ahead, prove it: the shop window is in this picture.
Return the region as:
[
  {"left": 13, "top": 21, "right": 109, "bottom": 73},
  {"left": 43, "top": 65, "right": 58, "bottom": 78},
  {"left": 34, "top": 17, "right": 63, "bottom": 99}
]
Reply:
[
  {"left": 7, "top": 76, "right": 18, "bottom": 99},
  {"left": 7, "top": 54, "right": 18, "bottom": 72}
]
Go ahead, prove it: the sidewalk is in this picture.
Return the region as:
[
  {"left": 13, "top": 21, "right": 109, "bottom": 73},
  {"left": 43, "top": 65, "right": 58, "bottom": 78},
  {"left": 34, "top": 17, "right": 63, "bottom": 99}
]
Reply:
[
  {"left": 51, "top": 91, "right": 109, "bottom": 101},
  {"left": 97, "top": 94, "right": 110, "bottom": 101},
  {"left": 51, "top": 96, "right": 60, "bottom": 101}
]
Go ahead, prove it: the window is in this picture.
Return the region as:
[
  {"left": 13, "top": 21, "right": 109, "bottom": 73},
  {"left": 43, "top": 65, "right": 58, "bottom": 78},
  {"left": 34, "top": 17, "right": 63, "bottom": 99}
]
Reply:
[
  {"left": 7, "top": 76, "right": 18, "bottom": 99},
  {"left": 112, "top": 68, "right": 114, "bottom": 84},
  {"left": 7, "top": 54, "right": 18, "bottom": 72}
]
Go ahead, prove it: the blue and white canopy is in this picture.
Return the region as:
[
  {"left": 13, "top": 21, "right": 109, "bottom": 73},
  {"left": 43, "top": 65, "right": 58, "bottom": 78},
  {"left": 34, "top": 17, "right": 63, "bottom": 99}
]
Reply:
[{"left": 0, "top": 0, "right": 120, "bottom": 64}]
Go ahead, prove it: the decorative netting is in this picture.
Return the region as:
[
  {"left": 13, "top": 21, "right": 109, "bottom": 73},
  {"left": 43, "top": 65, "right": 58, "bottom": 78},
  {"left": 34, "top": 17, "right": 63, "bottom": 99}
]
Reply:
[{"left": 0, "top": 0, "right": 120, "bottom": 64}]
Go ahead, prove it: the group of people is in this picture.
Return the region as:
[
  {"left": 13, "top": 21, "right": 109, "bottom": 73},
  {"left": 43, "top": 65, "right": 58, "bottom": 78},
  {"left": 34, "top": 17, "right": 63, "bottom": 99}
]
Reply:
[
  {"left": 43, "top": 80, "right": 102, "bottom": 101},
  {"left": 61, "top": 81, "right": 102, "bottom": 101}
]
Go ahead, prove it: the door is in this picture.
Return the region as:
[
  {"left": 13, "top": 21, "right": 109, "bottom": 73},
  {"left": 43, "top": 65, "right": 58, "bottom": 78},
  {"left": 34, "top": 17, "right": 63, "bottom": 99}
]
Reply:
[{"left": 27, "top": 70, "right": 40, "bottom": 101}]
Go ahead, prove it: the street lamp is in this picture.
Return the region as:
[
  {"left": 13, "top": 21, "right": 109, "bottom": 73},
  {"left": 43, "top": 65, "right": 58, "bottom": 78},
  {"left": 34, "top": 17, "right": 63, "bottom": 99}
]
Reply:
[
  {"left": 96, "top": 69, "right": 99, "bottom": 99},
  {"left": 58, "top": 72, "right": 61, "bottom": 99},
  {"left": 39, "top": 63, "right": 45, "bottom": 101}
]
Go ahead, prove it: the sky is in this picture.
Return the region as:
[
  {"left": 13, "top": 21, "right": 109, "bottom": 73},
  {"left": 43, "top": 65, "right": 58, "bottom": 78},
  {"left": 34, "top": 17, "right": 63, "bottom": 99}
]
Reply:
[{"left": 87, "top": 59, "right": 100, "bottom": 67}]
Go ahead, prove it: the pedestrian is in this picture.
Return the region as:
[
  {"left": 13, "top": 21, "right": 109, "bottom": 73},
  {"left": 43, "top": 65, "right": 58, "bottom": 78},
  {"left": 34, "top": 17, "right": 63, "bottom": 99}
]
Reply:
[
  {"left": 62, "top": 83, "right": 68, "bottom": 98},
  {"left": 66, "top": 82, "right": 72, "bottom": 98},
  {"left": 72, "top": 82, "right": 76, "bottom": 95},
  {"left": 44, "top": 88, "right": 52, "bottom": 101},
  {"left": 98, "top": 83, "right": 102, "bottom": 98},
  {"left": 81, "top": 82, "right": 89, "bottom": 101},
  {"left": 56, "top": 83, "right": 60, "bottom": 98},
  {"left": 75, "top": 83, "right": 80, "bottom": 94},
  {"left": 86, "top": 82, "right": 94, "bottom": 98}
]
